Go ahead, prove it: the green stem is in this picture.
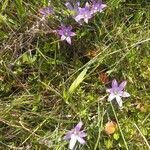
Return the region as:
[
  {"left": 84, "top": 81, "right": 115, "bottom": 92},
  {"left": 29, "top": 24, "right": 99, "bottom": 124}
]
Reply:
[
  {"left": 110, "top": 102, "right": 129, "bottom": 150},
  {"left": 94, "top": 107, "right": 105, "bottom": 150}
]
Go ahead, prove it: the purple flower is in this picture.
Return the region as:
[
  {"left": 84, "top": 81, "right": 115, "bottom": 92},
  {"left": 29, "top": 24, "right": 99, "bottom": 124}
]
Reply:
[
  {"left": 65, "top": 2, "right": 81, "bottom": 21},
  {"left": 65, "top": 1, "right": 107, "bottom": 24},
  {"left": 106, "top": 79, "right": 130, "bottom": 107},
  {"left": 57, "top": 25, "right": 76, "bottom": 44},
  {"left": 74, "top": 2, "right": 92, "bottom": 24},
  {"left": 39, "top": 7, "right": 53, "bottom": 16},
  {"left": 91, "top": 0, "right": 107, "bottom": 14},
  {"left": 64, "top": 121, "right": 86, "bottom": 150},
  {"left": 65, "top": 2, "right": 80, "bottom": 13}
]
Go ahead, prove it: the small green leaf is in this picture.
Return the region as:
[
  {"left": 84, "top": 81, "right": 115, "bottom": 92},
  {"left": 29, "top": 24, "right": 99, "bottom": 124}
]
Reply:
[
  {"left": 69, "top": 67, "right": 88, "bottom": 95},
  {"left": 113, "top": 133, "right": 120, "bottom": 140},
  {"left": 105, "top": 139, "right": 113, "bottom": 149}
]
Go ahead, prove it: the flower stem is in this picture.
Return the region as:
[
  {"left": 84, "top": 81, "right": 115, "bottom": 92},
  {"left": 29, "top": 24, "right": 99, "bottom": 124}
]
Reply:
[{"left": 110, "top": 102, "right": 129, "bottom": 150}]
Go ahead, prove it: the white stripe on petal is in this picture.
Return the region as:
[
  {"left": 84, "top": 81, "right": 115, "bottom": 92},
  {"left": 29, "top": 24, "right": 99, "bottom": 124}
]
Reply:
[
  {"left": 122, "top": 91, "right": 130, "bottom": 97},
  {"left": 108, "top": 93, "right": 115, "bottom": 101},
  {"left": 71, "top": 32, "right": 76, "bottom": 36},
  {"left": 116, "top": 95, "right": 122, "bottom": 107},
  {"left": 76, "top": 136, "right": 86, "bottom": 144},
  {"left": 85, "top": 2, "right": 90, "bottom": 8},
  {"left": 61, "top": 35, "right": 66, "bottom": 41},
  {"left": 84, "top": 18, "right": 88, "bottom": 23},
  {"left": 101, "top": 4, "right": 107, "bottom": 9},
  {"left": 66, "top": 37, "right": 71, "bottom": 44},
  {"left": 69, "top": 135, "right": 77, "bottom": 150},
  {"left": 75, "top": 15, "right": 82, "bottom": 22},
  {"left": 106, "top": 88, "right": 111, "bottom": 93}
]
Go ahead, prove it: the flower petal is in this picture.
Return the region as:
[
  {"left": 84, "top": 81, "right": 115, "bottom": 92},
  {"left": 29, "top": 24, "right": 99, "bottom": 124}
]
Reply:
[
  {"left": 106, "top": 88, "right": 111, "bottom": 93},
  {"left": 74, "top": 2, "right": 80, "bottom": 10},
  {"left": 84, "top": 18, "right": 89, "bottom": 23},
  {"left": 85, "top": 2, "right": 90, "bottom": 8},
  {"left": 116, "top": 95, "right": 122, "bottom": 107},
  {"left": 76, "top": 136, "right": 86, "bottom": 144},
  {"left": 75, "top": 15, "right": 82, "bottom": 22},
  {"left": 68, "top": 25, "right": 72, "bottom": 30},
  {"left": 112, "top": 79, "right": 118, "bottom": 88},
  {"left": 75, "top": 121, "right": 83, "bottom": 131},
  {"left": 108, "top": 93, "right": 115, "bottom": 101},
  {"left": 66, "top": 37, "right": 71, "bottom": 44},
  {"left": 119, "top": 81, "right": 127, "bottom": 90},
  {"left": 70, "top": 32, "right": 76, "bottom": 36},
  {"left": 69, "top": 135, "right": 77, "bottom": 150},
  {"left": 122, "top": 91, "right": 130, "bottom": 97},
  {"left": 101, "top": 4, "right": 107, "bottom": 9},
  {"left": 64, "top": 131, "right": 72, "bottom": 140},
  {"left": 58, "top": 30, "right": 63, "bottom": 35},
  {"left": 79, "top": 131, "right": 87, "bottom": 137},
  {"left": 65, "top": 2, "right": 73, "bottom": 10},
  {"left": 61, "top": 35, "right": 66, "bottom": 41}
]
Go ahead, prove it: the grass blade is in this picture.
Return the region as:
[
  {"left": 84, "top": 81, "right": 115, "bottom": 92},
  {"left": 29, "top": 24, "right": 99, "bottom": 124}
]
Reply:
[{"left": 68, "top": 67, "right": 88, "bottom": 95}]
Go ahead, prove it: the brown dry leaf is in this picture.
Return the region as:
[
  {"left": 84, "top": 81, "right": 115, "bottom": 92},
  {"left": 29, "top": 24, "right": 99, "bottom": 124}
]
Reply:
[
  {"left": 104, "top": 121, "right": 117, "bottom": 135},
  {"left": 84, "top": 50, "right": 99, "bottom": 58},
  {"left": 0, "top": 76, "right": 4, "bottom": 81},
  {"left": 136, "top": 101, "right": 147, "bottom": 113},
  {"left": 140, "top": 106, "right": 147, "bottom": 112},
  {"left": 98, "top": 72, "right": 109, "bottom": 84}
]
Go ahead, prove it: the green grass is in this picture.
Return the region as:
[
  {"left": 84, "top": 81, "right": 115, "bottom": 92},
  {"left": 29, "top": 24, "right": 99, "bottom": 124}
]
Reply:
[{"left": 0, "top": 0, "right": 150, "bottom": 149}]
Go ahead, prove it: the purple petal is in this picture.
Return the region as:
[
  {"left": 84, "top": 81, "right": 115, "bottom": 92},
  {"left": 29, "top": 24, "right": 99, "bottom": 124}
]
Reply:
[
  {"left": 57, "top": 30, "right": 63, "bottom": 35},
  {"left": 65, "top": 2, "right": 73, "bottom": 10},
  {"left": 100, "top": 4, "right": 107, "bottom": 9},
  {"left": 60, "top": 24, "right": 66, "bottom": 30},
  {"left": 96, "top": 4, "right": 107, "bottom": 13},
  {"left": 66, "top": 37, "right": 71, "bottom": 44},
  {"left": 69, "top": 135, "right": 77, "bottom": 150},
  {"left": 79, "top": 131, "right": 87, "bottom": 137},
  {"left": 74, "top": 121, "right": 83, "bottom": 131},
  {"left": 74, "top": 2, "right": 80, "bottom": 10},
  {"left": 68, "top": 25, "right": 72, "bottom": 30},
  {"left": 39, "top": 7, "right": 53, "bottom": 16},
  {"left": 115, "top": 95, "right": 122, "bottom": 107},
  {"left": 119, "top": 81, "right": 127, "bottom": 90},
  {"left": 75, "top": 15, "right": 82, "bottom": 22},
  {"left": 39, "top": 9, "right": 46, "bottom": 15},
  {"left": 91, "top": 0, "right": 96, "bottom": 4},
  {"left": 64, "top": 131, "right": 72, "bottom": 140},
  {"left": 70, "top": 32, "right": 76, "bottom": 36},
  {"left": 121, "top": 91, "right": 130, "bottom": 97},
  {"left": 108, "top": 93, "right": 115, "bottom": 101},
  {"left": 76, "top": 136, "right": 86, "bottom": 144},
  {"left": 112, "top": 79, "right": 118, "bottom": 88}
]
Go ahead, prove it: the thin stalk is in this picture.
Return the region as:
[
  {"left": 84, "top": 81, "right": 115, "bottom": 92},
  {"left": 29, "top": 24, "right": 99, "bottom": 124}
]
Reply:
[
  {"left": 94, "top": 106, "right": 105, "bottom": 150},
  {"left": 134, "top": 123, "right": 150, "bottom": 149},
  {"left": 110, "top": 102, "right": 129, "bottom": 150}
]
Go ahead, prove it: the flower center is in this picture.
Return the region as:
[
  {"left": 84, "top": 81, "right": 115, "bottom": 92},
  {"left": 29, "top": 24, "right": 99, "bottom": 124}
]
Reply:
[
  {"left": 74, "top": 129, "right": 79, "bottom": 135},
  {"left": 95, "top": 6, "right": 98, "bottom": 10},
  {"left": 84, "top": 14, "right": 88, "bottom": 18},
  {"left": 114, "top": 90, "right": 118, "bottom": 95},
  {"left": 64, "top": 31, "right": 69, "bottom": 37}
]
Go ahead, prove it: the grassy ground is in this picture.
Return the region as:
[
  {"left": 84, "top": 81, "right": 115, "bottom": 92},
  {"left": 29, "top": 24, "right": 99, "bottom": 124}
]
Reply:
[{"left": 0, "top": 0, "right": 150, "bottom": 149}]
